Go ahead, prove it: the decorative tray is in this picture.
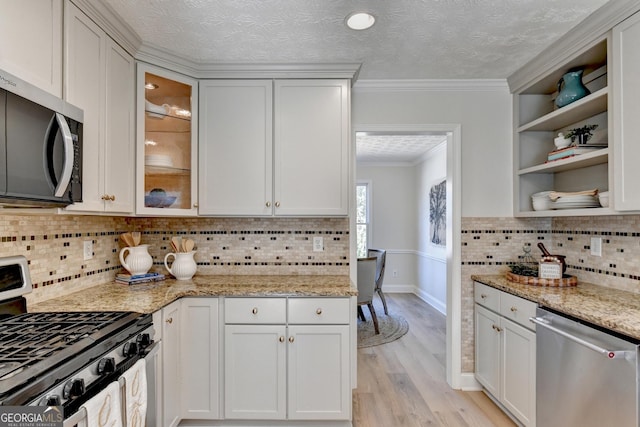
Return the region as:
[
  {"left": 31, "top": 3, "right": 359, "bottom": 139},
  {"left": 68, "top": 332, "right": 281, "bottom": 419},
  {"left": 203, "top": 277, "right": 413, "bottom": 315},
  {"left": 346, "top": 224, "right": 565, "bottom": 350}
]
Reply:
[{"left": 506, "top": 272, "right": 578, "bottom": 287}]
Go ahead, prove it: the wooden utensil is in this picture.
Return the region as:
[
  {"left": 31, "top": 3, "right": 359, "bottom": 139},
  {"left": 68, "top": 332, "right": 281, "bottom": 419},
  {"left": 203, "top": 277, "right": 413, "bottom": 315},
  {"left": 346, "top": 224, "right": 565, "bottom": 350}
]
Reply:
[
  {"left": 171, "top": 236, "right": 182, "bottom": 252},
  {"left": 184, "top": 239, "right": 195, "bottom": 252},
  {"left": 131, "top": 231, "right": 141, "bottom": 246},
  {"left": 120, "top": 232, "right": 135, "bottom": 247}
]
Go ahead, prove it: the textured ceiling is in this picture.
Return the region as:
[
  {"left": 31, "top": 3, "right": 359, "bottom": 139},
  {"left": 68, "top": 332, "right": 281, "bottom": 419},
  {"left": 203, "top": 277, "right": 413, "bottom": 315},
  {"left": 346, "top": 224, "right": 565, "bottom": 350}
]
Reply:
[
  {"left": 103, "top": 0, "right": 609, "bottom": 80},
  {"left": 356, "top": 134, "right": 447, "bottom": 164}
]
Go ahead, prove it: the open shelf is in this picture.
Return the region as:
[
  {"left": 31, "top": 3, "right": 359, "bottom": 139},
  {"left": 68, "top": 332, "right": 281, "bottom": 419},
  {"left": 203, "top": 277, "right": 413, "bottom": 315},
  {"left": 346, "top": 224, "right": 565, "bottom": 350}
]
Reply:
[{"left": 518, "top": 148, "right": 608, "bottom": 175}]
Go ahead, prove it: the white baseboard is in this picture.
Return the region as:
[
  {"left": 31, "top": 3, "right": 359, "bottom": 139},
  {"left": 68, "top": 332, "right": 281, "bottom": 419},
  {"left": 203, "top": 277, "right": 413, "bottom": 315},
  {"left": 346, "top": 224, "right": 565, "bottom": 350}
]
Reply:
[
  {"left": 458, "top": 373, "right": 482, "bottom": 391},
  {"left": 414, "top": 288, "right": 446, "bottom": 315},
  {"left": 381, "top": 284, "right": 414, "bottom": 293}
]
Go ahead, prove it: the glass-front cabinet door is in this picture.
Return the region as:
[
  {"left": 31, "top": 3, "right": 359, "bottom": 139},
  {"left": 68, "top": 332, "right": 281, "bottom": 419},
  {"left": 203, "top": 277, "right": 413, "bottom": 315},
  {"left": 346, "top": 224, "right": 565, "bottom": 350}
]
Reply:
[{"left": 136, "top": 63, "right": 198, "bottom": 215}]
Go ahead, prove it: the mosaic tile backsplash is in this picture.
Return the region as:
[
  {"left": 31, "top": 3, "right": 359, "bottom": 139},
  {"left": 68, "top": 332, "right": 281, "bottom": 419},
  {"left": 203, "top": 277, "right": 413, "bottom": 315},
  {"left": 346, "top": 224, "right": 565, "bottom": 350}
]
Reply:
[
  {"left": 461, "top": 215, "right": 640, "bottom": 373},
  {"left": 0, "top": 214, "right": 348, "bottom": 304}
]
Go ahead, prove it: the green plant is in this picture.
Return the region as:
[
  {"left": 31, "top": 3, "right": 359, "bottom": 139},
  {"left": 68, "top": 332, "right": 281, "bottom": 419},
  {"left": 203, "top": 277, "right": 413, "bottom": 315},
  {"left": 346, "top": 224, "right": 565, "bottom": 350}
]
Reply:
[
  {"left": 509, "top": 263, "right": 538, "bottom": 277},
  {"left": 565, "top": 124, "right": 598, "bottom": 143}
]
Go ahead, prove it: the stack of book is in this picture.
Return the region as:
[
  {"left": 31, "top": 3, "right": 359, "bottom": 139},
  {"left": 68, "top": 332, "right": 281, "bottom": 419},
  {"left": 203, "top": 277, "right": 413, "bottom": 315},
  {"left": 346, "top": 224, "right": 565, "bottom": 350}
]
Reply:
[
  {"left": 547, "top": 145, "right": 607, "bottom": 162},
  {"left": 116, "top": 272, "right": 166, "bottom": 285}
]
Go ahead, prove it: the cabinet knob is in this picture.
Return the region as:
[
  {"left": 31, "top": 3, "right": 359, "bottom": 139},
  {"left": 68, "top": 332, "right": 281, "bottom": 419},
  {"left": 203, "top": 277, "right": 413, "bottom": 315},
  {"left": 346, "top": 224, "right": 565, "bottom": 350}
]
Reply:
[
  {"left": 101, "top": 194, "right": 108, "bottom": 200},
  {"left": 480, "top": 294, "right": 487, "bottom": 299},
  {"left": 193, "top": 203, "right": 198, "bottom": 208},
  {"left": 110, "top": 195, "right": 116, "bottom": 201},
  {"left": 251, "top": 307, "right": 258, "bottom": 315},
  {"left": 266, "top": 201, "right": 271, "bottom": 207},
  {"left": 166, "top": 317, "right": 173, "bottom": 324},
  {"left": 492, "top": 324, "right": 502, "bottom": 332},
  {"left": 288, "top": 336, "right": 295, "bottom": 343},
  {"left": 279, "top": 336, "right": 285, "bottom": 342},
  {"left": 275, "top": 201, "right": 281, "bottom": 208},
  {"left": 510, "top": 306, "right": 518, "bottom": 312},
  {"left": 316, "top": 308, "right": 323, "bottom": 315}
]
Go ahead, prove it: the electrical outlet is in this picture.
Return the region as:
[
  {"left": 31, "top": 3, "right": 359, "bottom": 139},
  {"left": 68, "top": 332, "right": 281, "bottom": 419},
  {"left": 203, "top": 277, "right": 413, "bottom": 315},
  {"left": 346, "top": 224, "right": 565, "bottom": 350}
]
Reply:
[
  {"left": 83, "top": 240, "right": 93, "bottom": 260},
  {"left": 393, "top": 270, "right": 398, "bottom": 278},
  {"left": 590, "top": 237, "right": 602, "bottom": 257},
  {"left": 313, "top": 236, "right": 323, "bottom": 252}
]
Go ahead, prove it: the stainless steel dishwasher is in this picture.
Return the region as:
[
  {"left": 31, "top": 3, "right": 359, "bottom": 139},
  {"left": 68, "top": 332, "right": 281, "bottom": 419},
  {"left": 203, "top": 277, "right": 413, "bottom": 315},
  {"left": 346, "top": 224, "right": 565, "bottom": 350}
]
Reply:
[{"left": 531, "top": 307, "right": 639, "bottom": 427}]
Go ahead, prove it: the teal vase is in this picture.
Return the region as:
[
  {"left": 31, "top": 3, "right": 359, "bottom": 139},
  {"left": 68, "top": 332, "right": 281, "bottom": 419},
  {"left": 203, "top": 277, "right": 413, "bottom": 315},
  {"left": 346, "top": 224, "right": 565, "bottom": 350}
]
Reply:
[{"left": 555, "top": 70, "right": 590, "bottom": 108}]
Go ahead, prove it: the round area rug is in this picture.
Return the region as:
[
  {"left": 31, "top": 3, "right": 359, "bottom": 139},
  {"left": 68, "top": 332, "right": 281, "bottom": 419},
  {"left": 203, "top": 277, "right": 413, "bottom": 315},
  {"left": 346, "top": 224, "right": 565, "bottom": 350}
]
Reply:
[{"left": 357, "top": 303, "right": 409, "bottom": 348}]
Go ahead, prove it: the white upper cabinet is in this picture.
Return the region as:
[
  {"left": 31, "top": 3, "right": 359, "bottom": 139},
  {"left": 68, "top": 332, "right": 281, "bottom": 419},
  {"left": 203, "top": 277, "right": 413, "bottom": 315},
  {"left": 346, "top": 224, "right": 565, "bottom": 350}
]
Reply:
[
  {"left": 63, "top": 2, "right": 135, "bottom": 213},
  {"left": 199, "top": 79, "right": 349, "bottom": 216},
  {"left": 613, "top": 11, "right": 640, "bottom": 211},
  {"left": 274, "top": 80, "right": 349, "bottom": 216},
  {"left": 0, "top": 0, "right": 63, "bottom": 96},
  {"left": 199, "top": 80, "right": 273, "bottom": 216},
  {"left": 136, "top": 63, "right": 199, "bottom": 216}
]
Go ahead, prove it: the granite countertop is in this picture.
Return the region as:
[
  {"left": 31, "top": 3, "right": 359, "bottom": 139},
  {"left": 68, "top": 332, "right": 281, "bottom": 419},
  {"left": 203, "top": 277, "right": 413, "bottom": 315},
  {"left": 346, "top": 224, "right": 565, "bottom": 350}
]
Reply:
[
  {"left": 472, "top": 274, "right": 640, "bottom": 340},
  {"left": 29, "top": 275, "right": 356, "bottom": 314}
]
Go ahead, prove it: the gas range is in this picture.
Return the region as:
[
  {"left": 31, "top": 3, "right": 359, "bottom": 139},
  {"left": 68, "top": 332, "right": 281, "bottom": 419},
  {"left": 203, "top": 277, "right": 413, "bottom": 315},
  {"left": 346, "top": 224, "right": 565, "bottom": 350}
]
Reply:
[{"left": 0, "top": 255, "right": 155, "bottom": 421}]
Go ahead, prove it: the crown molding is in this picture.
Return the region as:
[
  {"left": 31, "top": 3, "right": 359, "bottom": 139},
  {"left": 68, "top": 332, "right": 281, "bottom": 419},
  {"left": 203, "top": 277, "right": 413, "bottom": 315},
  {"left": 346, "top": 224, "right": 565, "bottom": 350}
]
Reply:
[
  {"left": 508, "top": 0, "right": 640, "bottom": 93},
  {"left": 70, "top": 0, "right": 141, "bottom": 56},
  {"left": 136, "top": 43, "right": 362, "bottom": 81},
  {"left": 353, "top": 79, "right": 508, "bottom": 92}
]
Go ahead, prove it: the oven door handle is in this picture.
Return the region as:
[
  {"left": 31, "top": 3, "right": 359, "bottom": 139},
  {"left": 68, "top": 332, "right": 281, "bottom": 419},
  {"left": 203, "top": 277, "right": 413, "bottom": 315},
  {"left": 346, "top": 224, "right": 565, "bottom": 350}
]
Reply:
[
  {"left": 530, "top": 317, "right": 634, "bottom": 360},
  {"left": 144, "top": 340, "right": 160, "bottom": 358},
  {"left": 63, "top": 407, "right": 86, "bottom": 427}
]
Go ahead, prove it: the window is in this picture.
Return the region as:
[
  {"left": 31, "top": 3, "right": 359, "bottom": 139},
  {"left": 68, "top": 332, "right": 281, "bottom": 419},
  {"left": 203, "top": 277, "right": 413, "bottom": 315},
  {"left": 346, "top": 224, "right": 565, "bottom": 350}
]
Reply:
[{"left": 356, "top": 182, "right": 370, "bottom": 258}]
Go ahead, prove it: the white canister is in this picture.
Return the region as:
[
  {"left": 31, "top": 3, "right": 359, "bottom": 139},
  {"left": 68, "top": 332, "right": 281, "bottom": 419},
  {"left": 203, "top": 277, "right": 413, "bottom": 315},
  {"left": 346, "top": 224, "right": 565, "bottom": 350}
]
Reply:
[
  {"left": 119, "top": 244, "right": 153, "bottom": 276},
  {"left": 164, "top": 251, "right": 197, "bottom": 280},
  {"left": 554, "top": 132, "right": 571, "bottom": 150}
]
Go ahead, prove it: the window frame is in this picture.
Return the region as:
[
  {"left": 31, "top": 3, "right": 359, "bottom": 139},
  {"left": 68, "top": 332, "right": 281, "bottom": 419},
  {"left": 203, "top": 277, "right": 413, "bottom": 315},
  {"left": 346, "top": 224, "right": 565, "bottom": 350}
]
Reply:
[{"left": 356, "top": 180, "right": 372, "bottom": 258}]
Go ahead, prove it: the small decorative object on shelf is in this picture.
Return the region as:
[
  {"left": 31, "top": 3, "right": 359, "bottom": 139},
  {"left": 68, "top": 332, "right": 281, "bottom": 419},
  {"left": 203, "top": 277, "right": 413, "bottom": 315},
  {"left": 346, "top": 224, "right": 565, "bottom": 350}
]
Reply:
[
  {"left": 554, "top": 132, "right": 572, "bottom": 150},
  {"left": 539, "top": 256, "right": 563, "bottom": 279},
  {"left": 555, "top": 68, "right": 591, "bottom": 108},
  {"left": 565, "top": 124, "right": 598, "bottom": 145}
]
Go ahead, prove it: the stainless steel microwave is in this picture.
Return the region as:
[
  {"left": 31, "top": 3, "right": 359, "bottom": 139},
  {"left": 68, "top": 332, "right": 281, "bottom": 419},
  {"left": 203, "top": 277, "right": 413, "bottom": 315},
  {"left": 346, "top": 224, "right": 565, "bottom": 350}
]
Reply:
[{"left": 0, "top": 69, "right": 83, "bottom": 207}]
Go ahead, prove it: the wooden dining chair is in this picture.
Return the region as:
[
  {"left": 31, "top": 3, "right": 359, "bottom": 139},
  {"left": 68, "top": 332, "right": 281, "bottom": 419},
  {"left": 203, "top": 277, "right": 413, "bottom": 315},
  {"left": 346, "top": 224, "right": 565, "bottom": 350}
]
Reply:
[
  {"left": 357, "top": 256, "right": 380, "bottom": 334},
  {"left": 367, "top": 248, "right": 388, "bottom": 315}
]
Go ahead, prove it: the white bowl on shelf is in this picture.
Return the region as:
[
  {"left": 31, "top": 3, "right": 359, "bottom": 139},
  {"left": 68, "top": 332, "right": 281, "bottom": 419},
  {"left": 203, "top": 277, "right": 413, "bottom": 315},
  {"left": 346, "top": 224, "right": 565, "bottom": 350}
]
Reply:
[
  {"left": 531, "top": 191, "right": 553, "bottom": 211},
  {"left": 598, "top": 191, "right": 609, "bottom": 207}
]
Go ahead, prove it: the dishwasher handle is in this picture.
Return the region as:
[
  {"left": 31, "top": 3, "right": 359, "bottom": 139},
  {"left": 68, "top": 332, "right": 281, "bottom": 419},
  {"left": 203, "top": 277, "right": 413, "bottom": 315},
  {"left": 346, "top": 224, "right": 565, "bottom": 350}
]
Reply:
[{"left": 530, "top": 317, "right": 633, "bottom": 360}]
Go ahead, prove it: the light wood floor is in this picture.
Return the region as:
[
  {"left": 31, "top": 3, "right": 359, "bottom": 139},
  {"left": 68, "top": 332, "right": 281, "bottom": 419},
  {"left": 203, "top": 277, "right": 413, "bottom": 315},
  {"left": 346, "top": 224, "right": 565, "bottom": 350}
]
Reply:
[{"left": 353, "top": 293, "right": 516, "bottom": 427}]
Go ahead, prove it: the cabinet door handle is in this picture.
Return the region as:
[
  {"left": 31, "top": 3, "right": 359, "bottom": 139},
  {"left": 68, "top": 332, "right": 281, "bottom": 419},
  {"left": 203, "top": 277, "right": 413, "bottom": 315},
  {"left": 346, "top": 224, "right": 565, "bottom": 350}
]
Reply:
[
  {"left": 166, "top": 318, "right": 173, "bottom": 324},
  {"left": 266, "top": 201, "right": 271, "bottom": 207},
  {"left": 289, "top": 336, "right": 295, "bottom": 343},
  {"left": 510, "top": 306, "right": 518, "bottom": 312},
  {"left": 316, "top": 308, "right": 323, "bottom": 315},
  {"left": 251, "top": 307, "right": 258, "bottom": 315},
  {"left": 279, "top": 336, "right": 285, "bottom": 343},
  {"left": 491, "top": 324, "right": 502, "bottom": 332},
  {"left": 275, "top": 201, "right": 280, "bottom": 208}
]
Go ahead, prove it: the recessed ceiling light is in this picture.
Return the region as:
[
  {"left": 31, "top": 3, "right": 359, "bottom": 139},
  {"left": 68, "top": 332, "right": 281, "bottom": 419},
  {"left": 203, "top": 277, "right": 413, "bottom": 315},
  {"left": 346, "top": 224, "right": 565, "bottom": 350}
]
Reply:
[
  {"left": 145, "top": 82, "right": 159, "bottom": 90},
  {"left": 346, "top": 12, "right": 375, "bottom": 31}
]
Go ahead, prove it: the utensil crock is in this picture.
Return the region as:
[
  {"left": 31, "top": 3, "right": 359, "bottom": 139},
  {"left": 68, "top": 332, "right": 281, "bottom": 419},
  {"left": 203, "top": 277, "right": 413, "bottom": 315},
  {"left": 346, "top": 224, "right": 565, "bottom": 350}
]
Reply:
[{"left": 119, "top": 244, "right": 153, "bottom": 275}]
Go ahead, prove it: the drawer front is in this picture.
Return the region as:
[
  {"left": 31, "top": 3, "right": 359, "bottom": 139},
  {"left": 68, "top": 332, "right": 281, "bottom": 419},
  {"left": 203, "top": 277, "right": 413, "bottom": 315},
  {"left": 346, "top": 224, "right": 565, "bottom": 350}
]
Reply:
[
  {"left": 288, "top": 298, "right": 350, "bottom": 324},
  {"left": 474, "top": 282, "right": 500, "bottom": 312},
  {"left": 500, "top": 292, "right": 537, "bottom": 330},
  {"left": 225, "top": 297, "right": 286, "bottom": 324}
]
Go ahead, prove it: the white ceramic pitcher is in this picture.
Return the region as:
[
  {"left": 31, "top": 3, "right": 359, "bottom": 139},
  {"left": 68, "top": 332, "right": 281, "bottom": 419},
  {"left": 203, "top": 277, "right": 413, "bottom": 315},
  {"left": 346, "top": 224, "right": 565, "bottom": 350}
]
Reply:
[
  {"left": 119, "top": 244, "right": 153, "bottom": 276},
  {"left": 164, "top": 251, "right": 197, "bottom": 280}
]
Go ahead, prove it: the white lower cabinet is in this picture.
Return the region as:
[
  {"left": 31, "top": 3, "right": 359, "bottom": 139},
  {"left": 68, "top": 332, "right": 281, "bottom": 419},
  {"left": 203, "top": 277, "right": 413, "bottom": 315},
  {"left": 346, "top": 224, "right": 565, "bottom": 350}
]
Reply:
[
  {"left": 160, "top": 300, "right": 181, "bottom": 427},
  {"left": 224, "top": 297, "right": 351, "bottom": 422},
  {"left": 475, "top": 282, "right": 536, "bottom": 426},
  {"left": 181, "top": 298, "right": 220, "bottom": 420}
]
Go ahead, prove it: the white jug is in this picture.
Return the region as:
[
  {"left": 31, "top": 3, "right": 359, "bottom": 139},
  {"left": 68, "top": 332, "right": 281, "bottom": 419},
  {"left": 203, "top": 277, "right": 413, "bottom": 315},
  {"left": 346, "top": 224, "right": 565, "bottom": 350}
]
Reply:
[
  {"left": 164, "top": 251, "right": 197, "bottom": 280},
  {"left": 119, "top": 244, "right": 153, "bottom": 276}
]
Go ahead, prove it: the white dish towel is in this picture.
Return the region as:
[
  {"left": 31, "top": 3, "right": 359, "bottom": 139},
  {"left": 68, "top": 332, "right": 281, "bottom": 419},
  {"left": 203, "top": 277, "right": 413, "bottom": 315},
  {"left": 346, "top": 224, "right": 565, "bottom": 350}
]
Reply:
[
  {"left": 121, "top": 359, "right": 147, "bottom": 427},
  {"left": 79, "top": 381, "right": 123, "bottom": 427}
]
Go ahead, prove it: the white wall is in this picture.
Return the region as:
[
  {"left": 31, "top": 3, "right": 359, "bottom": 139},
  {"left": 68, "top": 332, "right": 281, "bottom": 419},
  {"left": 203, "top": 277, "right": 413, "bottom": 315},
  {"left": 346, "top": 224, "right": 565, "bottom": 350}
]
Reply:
[
  {"left": 416, "top": 143, "right": 447, "bottom": 313},
  {"left": 352, "top": 82, "right": 513, "bottom": 217},
  {"left": 356, "top": 165, "right": 417, "bottom": 290}
]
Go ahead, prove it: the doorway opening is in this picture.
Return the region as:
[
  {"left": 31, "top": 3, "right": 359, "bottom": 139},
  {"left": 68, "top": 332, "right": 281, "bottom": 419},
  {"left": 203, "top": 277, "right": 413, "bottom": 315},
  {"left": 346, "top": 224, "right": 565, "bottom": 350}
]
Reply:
[{"left": 352, "top": 124, "right": 462, "bottom": 388}]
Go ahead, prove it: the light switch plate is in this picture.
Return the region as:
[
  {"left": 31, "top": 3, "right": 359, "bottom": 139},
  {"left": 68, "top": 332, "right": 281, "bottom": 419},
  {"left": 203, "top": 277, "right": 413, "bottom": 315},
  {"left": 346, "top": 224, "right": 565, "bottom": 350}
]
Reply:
[
  {"left": 83, "top": 240, "right": 93, "bottom": 260},
  {"left": 590, "top": 237, "right": 602, "bottom": 257},
  {"left": 313, "top": 236, "right": 323, "bottom": 252}
]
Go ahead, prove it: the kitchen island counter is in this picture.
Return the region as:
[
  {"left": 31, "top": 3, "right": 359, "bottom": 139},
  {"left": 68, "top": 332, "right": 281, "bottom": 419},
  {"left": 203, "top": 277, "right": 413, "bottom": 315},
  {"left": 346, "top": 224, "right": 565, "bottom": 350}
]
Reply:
[
  {"left": 473, "top": 274, "right": 640, "bottom": 341},
  {"left": 29, "top": 275, "right": 356, "bottom": 314}
]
